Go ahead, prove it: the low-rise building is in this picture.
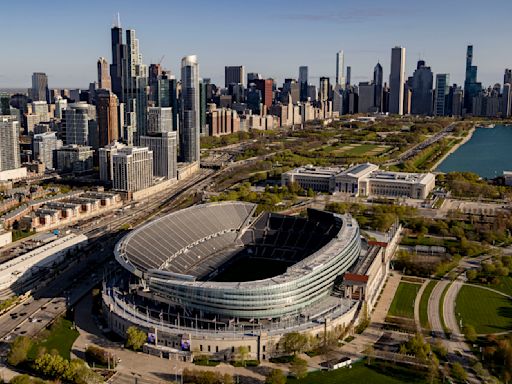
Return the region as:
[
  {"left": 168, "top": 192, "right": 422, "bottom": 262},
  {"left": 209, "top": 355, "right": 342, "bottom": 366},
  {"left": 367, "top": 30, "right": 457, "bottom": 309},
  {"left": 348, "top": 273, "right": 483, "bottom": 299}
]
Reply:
[{"left": 282, "top": 163, "right": 435, "bottom": 199}]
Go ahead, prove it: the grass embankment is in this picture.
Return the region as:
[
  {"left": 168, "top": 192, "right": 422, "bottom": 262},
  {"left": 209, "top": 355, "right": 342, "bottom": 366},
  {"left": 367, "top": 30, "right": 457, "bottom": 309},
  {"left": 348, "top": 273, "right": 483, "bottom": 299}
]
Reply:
[
  {"left": 388, "top": 282, "right": 420, "bottom": 319},
  {"left": 419, "top": 280, "right": 436, "bottom": 328},
  {"left": 28, "top": 317, "right": 79, "bottom": 360},
  {"left": 456, "top": 285, "right": 512, "bottom": 334}
]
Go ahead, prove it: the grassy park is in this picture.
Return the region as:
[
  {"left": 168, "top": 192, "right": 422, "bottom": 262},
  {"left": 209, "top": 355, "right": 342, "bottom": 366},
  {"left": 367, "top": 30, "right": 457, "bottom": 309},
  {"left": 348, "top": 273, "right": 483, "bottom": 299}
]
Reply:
[
  {"left": 288, "top": 361, "right": 426, "bottom": 384},
  {"left": 456, "top": 285, "right": 512, "bottom": 334},
  {"left": 387, "top": 282, "right": 420, "bottom": 319}
]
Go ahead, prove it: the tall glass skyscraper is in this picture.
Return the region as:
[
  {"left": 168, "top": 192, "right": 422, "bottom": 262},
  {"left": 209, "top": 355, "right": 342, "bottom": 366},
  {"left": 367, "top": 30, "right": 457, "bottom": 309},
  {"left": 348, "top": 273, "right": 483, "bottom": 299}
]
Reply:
[
  {"left": 180, "top": 55, "right": 200, "bottom": 163},
  {"left": 463, "top": 45, "right": 482, "bottom": 114},
  {"left": 373, "top": 63, "right": 383, "bottom": 112},
  {"left": 435, "top": 74, "right": 450, "bottom": 116},
  {"left": 335, "top": 51, "right": 345, "bottom": 87},
  {"left": 389, "top": 46, "right": 406, "bottom": 115}
]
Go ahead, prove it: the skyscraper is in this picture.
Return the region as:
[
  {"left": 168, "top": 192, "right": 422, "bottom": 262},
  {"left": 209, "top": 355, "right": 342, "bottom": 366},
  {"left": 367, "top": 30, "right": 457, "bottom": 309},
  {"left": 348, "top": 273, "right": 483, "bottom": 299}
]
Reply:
[
  {"left": 97, "top": 57, "right": 112, "bottom": 90},
  {"left": 373, "top": 63, "right": 383, "bottom": 112},
  {"left": 180, "top": 55, "right": 200, "bottom": 163},
  {"left": 33, "top": 131, "right": 63, "bottom": 170},
  {"left": 123, "top": 29, "right": 148, "bottom": 144},
  {"left": 31, "top": 73, "right": 49, "bottom": 103},
  {"left": 346, "top": 66, "right": 351, "bottom": 88},
  {"left": 147, "top": 107, "right": 173, "bottom": 134},
  {"left": 319, "top": 77, "right": 330, "bottom": 102},
  {"left": 435, "top": 74, "right": 450, "bottom": 116},
  {"left": 62, "top": 103, "right": 90, "bottom": 146},
  {"left": 389, "top": 46, "right": 406, "bottom": 115},
  {"left": 110, "top": 17, "right": 125, "bottom": 100},
  {"left": 504, "top": 69, "right": 512, "bottom": 87},
  {"left": 140, "top": 132, "right": 177, "bottom": 179},
  {"left": 96, "top": 89, "right": 119, "bottom": 147},
  {"left": 254, "top": 79, "right": 273, "bottom": 110},
  {"left": 225, "top": 66, "right": 245, "bottom": 88},
  {"left": 358, "top": 82, "right": 376, "bottom": 113},
  {"left": 0, "top": 117, "right": 21, "bottom": 171},
  {"left": 336, "top": 51, "right": 345, "bottom": 87},
  {"left": 410, "top": 60, "right": 433, "bottom": 115},
  {"left": 463, "top": 45, "right": 482, "bottom": 114},
  {"left": 299, "top": 66, "right": 308, "bottom": 101},
  {"left": 112, "top": 146, "right": 153, "bottom": 192}
]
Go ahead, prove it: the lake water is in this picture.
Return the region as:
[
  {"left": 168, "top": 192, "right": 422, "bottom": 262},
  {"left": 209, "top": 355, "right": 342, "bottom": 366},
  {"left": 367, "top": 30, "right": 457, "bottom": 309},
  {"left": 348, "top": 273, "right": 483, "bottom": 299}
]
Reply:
[{"left": 436, "top": 125, "right": 512, "bottom": 178}]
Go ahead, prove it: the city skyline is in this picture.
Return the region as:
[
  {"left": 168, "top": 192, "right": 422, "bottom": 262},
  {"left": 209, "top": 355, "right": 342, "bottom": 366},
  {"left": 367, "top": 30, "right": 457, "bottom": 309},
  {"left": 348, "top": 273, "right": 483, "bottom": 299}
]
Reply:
[{"left": 1, "top": 0, "right": 512, "bottom": 88}]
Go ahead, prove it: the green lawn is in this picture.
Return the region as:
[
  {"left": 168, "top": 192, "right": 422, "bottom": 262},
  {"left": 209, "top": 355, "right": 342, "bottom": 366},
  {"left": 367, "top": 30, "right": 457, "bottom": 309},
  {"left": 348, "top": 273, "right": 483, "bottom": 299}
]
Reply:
[
  {"left": 343, "top": 144, "right": 384, "bottom": 156},
  {"left": 28, "top": 317, "right": 79, "bottom": 360},
  {"left": 419, "top": 280, "right": 436, "bottom": 328},
  {"left": 480, "top": 275, "right": 512, "bottom": 297},
  {"left": 456, "top": 285, "right": 512, "bottom": 334},
  {"left": 288, "top": 361, "right": 426, "bottom": 384},
  {"left": 387, "top": 282, "right": 420, "bottom": 319}
]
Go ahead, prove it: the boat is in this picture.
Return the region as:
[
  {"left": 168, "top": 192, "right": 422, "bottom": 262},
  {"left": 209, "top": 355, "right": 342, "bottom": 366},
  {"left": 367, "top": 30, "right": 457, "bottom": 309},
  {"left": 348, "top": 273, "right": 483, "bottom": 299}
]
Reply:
[{"left": 477, "top": 123, "right": 496, "bottom": 129}]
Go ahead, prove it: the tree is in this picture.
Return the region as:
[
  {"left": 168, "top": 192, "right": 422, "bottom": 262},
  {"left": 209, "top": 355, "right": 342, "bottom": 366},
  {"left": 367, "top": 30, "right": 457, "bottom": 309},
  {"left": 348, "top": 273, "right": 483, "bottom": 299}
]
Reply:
[
  {"left": 34, "top": 353, "right": 69, "bottom": 379},
  {"left": 463, "top": 324, "right": 477, "bottom": 343},
  {"left": 236, "top": 346, "right": 249, "bottom": 367},
  {"left": 427, "top": 354, "right": 440, "bottom": 384},
  {"left": 125, "top": 326, "right": 146, "bottom": 351},
  {"left": 7, "top": 336, "right": 32, "bottom": 366},
  {"left": 265, "top": 369, "right": 286, "bottom": 384},
  {"left": 451, "top": 362, "right": 467, "bottom": 383},
  {"left": 466, "top": 269, "right": 477, "bottom": 281},
  {"left": 290, "top": 357, "right": 308, "bottom": 379},
  {"left": 282, "top": 332, "right": 309, "bottom": 355}
]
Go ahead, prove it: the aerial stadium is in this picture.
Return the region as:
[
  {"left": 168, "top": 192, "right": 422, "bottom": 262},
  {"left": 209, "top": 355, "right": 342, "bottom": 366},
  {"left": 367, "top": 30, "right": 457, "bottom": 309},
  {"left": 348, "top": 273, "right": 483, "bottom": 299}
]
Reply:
[{"left": 103, "top": 201, "right": 388, "bottom": 360}]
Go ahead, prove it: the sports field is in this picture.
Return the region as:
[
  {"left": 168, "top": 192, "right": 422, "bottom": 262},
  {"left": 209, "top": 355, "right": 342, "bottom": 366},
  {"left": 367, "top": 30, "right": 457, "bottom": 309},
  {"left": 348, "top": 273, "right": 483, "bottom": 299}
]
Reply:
[
  {"left": 456, "top": 285, "right": 512, "bottom": 334},
  {"left": 387, "top": 282, "right": 420, "bottom": 319}
]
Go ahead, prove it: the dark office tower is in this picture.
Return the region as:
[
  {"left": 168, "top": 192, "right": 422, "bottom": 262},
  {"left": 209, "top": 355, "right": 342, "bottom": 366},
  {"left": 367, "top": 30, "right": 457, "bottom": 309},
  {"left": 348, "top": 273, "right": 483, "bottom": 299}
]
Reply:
[
  {"left": 110, "top": 17, "right": 125, "bottom": 100},
  {"left": 298, "top": 66, "right": 308, "bottom": 101},
  {"left": 463, "top": 45, "right": 482, "bottom": 114},
  {"left": 281, "top": 79, "right": 300, "bottom": 104},
  {"left": 180, "top": 55, "right": 200, "bottom": 163},
  {"left": 168, "top": 77, "right": 179, "bottom": 131},
  {"left": 96, "top": 89, "right": 119, "bottom": 147},
  {"left": 246, "top": 84, "right": 262, "bottom": 114},
  {"left": 434, "top": 74, "right": 450, "bottom": 116},
  {"left": 97, "top": 57, "right": 111, "bottom": 90},
  {"left": 410, "top": 60, "right": 433, "bottom": 115},
  {"left": 247, "top": 73, "right": 262, "bottom": 84},
  {"left": 31, "top": 72, "right": 49, "bottom": 103},
  {"left": 224, "top": 66, "right": 245, "bottom": 88},
  {"left": 373, "top": 63, "right": 383, "bottom": 112},
  {"left": 503, "top": 83, "right": 512, "bottom": 118},
  {"left": 254, "top": 79, "right": 273, "bottom": 110},
  {"left": 504, "top": 69, "right": 512, "bottom": 86},
  {"left": 149, "top": 64, "right": 162, "bottom": 84},
  {"left": 345, "top": 66, "right": 351, "bottom": 88}
]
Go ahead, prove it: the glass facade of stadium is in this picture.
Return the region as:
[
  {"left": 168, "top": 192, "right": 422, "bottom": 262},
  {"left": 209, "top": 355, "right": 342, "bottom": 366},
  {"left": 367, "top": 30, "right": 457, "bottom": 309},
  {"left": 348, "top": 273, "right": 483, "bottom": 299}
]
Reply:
[{"left": 114, "top": 202, "right": 361, "bottom": 320}]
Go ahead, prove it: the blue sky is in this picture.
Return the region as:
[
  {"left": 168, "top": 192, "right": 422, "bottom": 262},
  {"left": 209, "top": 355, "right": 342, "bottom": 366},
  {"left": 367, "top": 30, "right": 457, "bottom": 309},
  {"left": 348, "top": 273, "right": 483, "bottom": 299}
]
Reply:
[{"left": 1, "top": 0, "right": 511, "bottom": 88}]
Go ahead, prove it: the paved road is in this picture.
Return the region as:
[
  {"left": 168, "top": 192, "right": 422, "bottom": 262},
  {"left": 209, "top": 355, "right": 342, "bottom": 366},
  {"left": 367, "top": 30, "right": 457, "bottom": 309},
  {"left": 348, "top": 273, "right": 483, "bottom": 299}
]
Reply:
[{"left": 427, "top": 280, "right": 449, "bottom": 338}]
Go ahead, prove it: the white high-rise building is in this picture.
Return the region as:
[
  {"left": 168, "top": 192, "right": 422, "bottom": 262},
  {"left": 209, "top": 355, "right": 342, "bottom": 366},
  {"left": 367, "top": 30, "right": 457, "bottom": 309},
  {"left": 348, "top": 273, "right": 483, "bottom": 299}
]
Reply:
[
  {"left": 336, "top": 50, "right": 345, "bottom": 87},
  {"left": 389, "top": 46, "right": 406, "bottom": 115},
  {"left": 147, "top": 107, "right": 173, "bottom": 134},
  {"left": 112, "top": 146, "right": 153, "bottom": 192},
  {"left": 54, "top": 96, "right": 68, "bottom": 119},
  {"left": 33, "top": 132, "right": 63, "bottom": 170},
  {"left": 140, "top": 132, "right": 177, "bottom": 180},
  {"left": 99, "top": 141, "right": 126, "bottom": 182},
  {"left": 0, "top": 116, "right": 20, "bottom": 171},
  {"left": 180, "top": 55, "right": 200, "bottom": 164}
]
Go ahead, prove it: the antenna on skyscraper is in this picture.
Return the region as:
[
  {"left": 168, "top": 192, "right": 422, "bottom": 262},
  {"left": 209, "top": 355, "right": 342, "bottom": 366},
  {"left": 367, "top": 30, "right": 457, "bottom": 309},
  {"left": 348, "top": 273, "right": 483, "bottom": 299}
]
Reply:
[{"left": 117, "top": 12, "right": 121, "bottom": 28}]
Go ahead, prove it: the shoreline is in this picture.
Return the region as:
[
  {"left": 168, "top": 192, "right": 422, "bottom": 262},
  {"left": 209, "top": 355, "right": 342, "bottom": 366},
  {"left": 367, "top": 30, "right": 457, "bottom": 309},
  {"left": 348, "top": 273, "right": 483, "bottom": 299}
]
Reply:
[{"left": 430, "top": 125, "right": 477, "bottom": 172}]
